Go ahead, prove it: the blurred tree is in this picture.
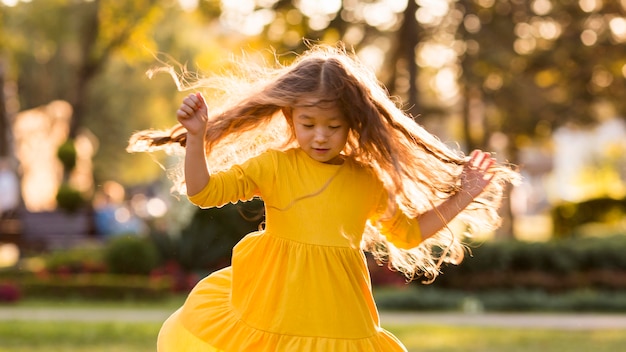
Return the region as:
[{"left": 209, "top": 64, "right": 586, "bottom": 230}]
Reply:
[
  {"left": 0, "top": 62, "right": 8, "bottom": 158},
  {"left": 212, "top": 0, "right": 425, "bottom": 113},
  {"left": 458, "top": 0, "right": 626, "bottom": 150},
  {"left": 3, "top": 0, "right": 165, "bottom": 138},
  {"left": 4, "top": 0, "right": 625, "bottom": 236},
  {"left": 0, "top": 0, "right": 238, "bottom": 185},
  {"left": 455, "top": 0, "right": 626, "bottom": 236}
]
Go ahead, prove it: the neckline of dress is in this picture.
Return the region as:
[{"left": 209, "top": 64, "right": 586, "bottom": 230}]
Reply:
[{"left": 295, "top": 148, "right": 347, "bottom": 169}]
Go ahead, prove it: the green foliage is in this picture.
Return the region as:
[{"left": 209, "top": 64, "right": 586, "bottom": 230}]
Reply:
[
  {"left": 104, "top": 235, "right": 160, "bottom": 275},
  {"left": 56, "top": 139, "right": 77, "bottom": 171},
  {"left": 2, "top": 320, "right": 626, "bottom": 352},
  {"left": 0, "top": 282, "right": 21, "bottom": 302},
  {"left": 174, "top": 200, "right": 264, "bottom": 272},
  {"left": 375, "top": 286, "right": 626, "bottom": 313},
  {"left": 18, "top": 274, "right": 171, "bottom": 301},
  {"left": 43, "top": 246, "right": 105, "bottom": 274},
  {"left": 551, "top": 197, "right": 626, "bottom": 238},
  {"left": 0, "top": 321, "right": 162, "bottom": 352},
  {"left": 55, "top": 183, "right": 85, "bottom": 213},
  {"left": 433, "top": 235, "right": 626, "bottom": 292}
]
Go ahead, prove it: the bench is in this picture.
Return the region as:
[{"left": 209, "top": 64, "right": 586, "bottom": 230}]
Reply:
[{"left": 18, "top": 209, "right": 96, "bottom": 251}]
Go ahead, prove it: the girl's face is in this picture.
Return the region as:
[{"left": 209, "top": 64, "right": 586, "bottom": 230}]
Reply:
[{"left": 291, "top": 99, "right": 349, "bottom": 165}]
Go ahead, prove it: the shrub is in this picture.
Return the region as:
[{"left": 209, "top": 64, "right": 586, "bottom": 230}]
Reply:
[
  {"left": 56, "top": 139, "right": 77, "bottom": 171},
  {"left": 176, "top": 200, "right": 264, "bottom": 272},
  {"left": 43, "top": 246, "right": 106, "bottom": 274},
  {"left": 18, "top": 274, "right": 171, "bottom": 300},
  {"left": 55, "top": 184, "right": 85, "bottom": 213},
  {"left": 552, "top": 197, "right": 626, "bottom": 237},
  {"left": 0, "top": 283, "right": 20, "bottom": 302},
  {"left": 374, "top": 286, "right": 626, "bottom": 312},
  {"left": 432, "top": 235, "right": 626, "bottom": 291},
  {"left": 104, "top": 235, "right": 160, "bottom": 275}
]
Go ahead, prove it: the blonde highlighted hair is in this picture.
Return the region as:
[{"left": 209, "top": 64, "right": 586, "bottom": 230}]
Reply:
[{"left": 128, "top": 43, "right": 519, "bottom": 282}]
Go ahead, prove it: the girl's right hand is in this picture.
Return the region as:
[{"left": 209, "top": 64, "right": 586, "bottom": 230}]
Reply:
[{"left": 176, "top": 92, "right": 208, "bottom": 137}]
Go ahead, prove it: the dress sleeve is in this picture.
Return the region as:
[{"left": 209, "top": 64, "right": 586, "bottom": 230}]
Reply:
[
  {"left": 187, "top": 150, "right": 276, "bottom": 208},
  {"left": 370, "top": 188, "right": 423, "bottom": 249}
]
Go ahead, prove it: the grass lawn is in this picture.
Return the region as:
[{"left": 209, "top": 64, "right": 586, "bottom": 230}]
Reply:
[
  {"left": 1, "top": 320, "right": 626, "bottom": 352},
  {"left": 390, "top": 324, "right": 626, "bottom": 352}
]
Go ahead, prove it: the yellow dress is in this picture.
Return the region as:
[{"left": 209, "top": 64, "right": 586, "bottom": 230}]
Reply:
[{"left": 157, "top": 148, "right": 422, "bottom": 352}]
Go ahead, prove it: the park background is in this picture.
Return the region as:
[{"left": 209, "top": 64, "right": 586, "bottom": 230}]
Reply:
[{"left": 1, "top": 0, "right": 626, "bottom": 351}]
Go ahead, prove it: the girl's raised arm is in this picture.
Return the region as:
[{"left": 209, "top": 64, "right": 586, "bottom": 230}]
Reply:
[
  {"left": 177, "top": 93, "right": 210, "bottom": 196},
  {"left": 417, "top": 150, "right": 496, "bottom": 240}
]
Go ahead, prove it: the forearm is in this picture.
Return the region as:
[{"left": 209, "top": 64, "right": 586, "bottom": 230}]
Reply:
[
  {"left": 417, "top": 191, "right": 475, "bottom": 240},
  {"left": 184, "top": 134, "right": 210, "bottom": 196}
]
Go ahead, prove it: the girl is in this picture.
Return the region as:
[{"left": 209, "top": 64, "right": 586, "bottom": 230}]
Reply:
[{"left": 128, "top": 44, "right": 519, "bottom": 351}]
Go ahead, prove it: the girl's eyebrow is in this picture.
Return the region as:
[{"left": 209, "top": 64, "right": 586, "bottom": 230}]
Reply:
[{"left": 297, "top": 114, "right": 343, "bottom": 122}]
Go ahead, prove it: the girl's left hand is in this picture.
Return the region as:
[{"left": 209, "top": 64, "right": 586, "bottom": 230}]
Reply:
[{"left": 461, "top": 150, "right": 496, "bottom": 198}]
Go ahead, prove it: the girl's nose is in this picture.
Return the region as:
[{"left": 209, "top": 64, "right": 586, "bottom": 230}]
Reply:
[{"left": 314, "top": 128, "right": 329, "bottom": 142}]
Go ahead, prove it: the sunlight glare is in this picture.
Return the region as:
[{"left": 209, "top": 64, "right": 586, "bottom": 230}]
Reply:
[
  {"left": 417, "top": 42, "right": 456, "bottom": 69},
  {"left": 416, "top": 0, "right": 449, "bottom": 25},
  {"left": 363, "top": 2, "right": 397, "bottom": 29},
  {"left": 533, "top": 18, "right": 562, "bottom": 40},
  {"left": 592, "top": 66, "right": 613, "bottom": 88},
  {"left": 297, "top": 0, "right": 341, "bottom": 17},
  {"left": 357, "top": 45, "right": 386, "bottom": 73},
  {"left": 515, "top": 22, "right": 533, "bottom": 39},
  {"left": 296, "top": 0, "right": 341, "bottom": 31},
  {"left": 579, "top": 0, "right": 601, "bottom": 13},
  {"left": 476, "top": 0, "right": 495, "bottom": 8},
  {"left": 243, "top": 9, "right": 275, "bottom": 36},
  {"left": 483, "top": 72, "right": 503, "bottom": 91},
  {"left": 221, "top": 0, "right": 255, "bottom": 13},
  {"left": 609, "top": 17, "right": 626, "bottom": 42},
  {"left": 360, "top": 0, "right": 408, "bottom": 29},
  {"left": 463, "top": 14, "right": 481, "bottom": 34},
  {"left": 531, "top": 0, "right": 552, "bottom": 16},
  {"left": 115, "top": 207, "right": 131, "bottom": 223},
  {"left": 581, "top": 29, "right": 598, "bottom": 46},
  {"left": 220, "top": 0, "right": 275, "bottom": 36},
  {"left": 513, "top": 37, "right": 537, "bottom": 55},
  {"left": 386, "top": 0, "right": 409, "bottom": 13},
  {"left": 0, "top": 243, "right": 19, "bottom": 268},
  {"left": 178, "top": 0, "right": 198, "bottom": 11},
  {"left": 146, "top": 197, "right": 168, "bottom": 218},
  {"left": 433, "top": 68, "right": 459, "bottom": 101}
]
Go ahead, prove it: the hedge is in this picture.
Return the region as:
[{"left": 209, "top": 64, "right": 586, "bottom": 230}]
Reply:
[
  {"left": 16, "top": 274, "right": 172, "bottom": 300},
  {"left": 374, "top": 286, "right": 626, "bottom": 312},
  {"left": 433, "top": 235, "right": 626, "bottom": 292}
]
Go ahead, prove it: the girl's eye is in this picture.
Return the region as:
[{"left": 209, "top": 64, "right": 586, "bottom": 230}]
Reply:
[
  {"left": 329, "top": 125, "right": 341, "bottom": 129},
  {"left": 302, "top": 124, "right": 314, "bottom": 128}
]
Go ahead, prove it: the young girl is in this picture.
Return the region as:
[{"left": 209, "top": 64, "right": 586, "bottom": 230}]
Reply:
[{"left": 128, "top": 44, "right": 518, "bottom": 351}]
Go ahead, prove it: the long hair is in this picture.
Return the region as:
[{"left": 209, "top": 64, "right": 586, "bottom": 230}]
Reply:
[{"left": 128, "top": 43, "right": 520, "bottom": 282}]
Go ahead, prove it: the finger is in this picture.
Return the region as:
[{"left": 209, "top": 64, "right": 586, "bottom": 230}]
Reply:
[
  {"left": 182, "top": 97, "right": 198, "bottom": 111},
  {"left": 178, "top": 104, "right": 195, "bottom": 116},
  {"left": 195, "top": 92, "right": 206, "bottom": 105},
  {"left": 187, "top": 94, "right": 201, "bottom": 108},
  {"left": 189, "top": 93, "right": 207, "bottom": 111},
  {"left": 479, "top": 155, "right": 495, "bottom": 171},
  {"left": 176, "top": 109, "right": 190, "bottom": 120},
  {"left": 469, "top": 150, "right": 485, "bottom": 168}
]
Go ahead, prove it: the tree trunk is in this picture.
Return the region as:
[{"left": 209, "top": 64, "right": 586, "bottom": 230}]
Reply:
[
  {"left": 391, "top": 0, "right": 420, "bottom": 117},
  {"left": 0, "top": 60, "right": 9, "bottom": 158}
]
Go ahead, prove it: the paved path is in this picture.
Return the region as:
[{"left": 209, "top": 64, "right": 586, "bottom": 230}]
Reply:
[
  {"left": 380, "top": 311, "right": 626, "bottom": 330},
  {"left": 2, "top": 307, "right": 626, "bottom": 330}
]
